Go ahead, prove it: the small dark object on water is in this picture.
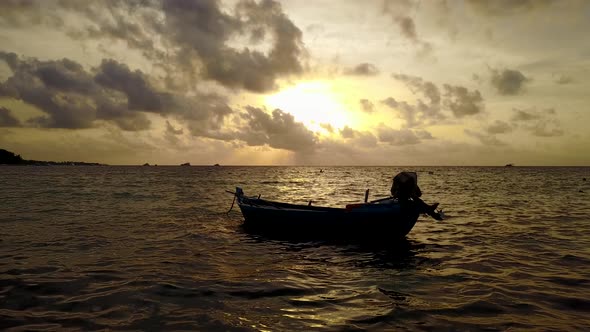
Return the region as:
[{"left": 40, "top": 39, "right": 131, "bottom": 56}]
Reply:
[{"left": 583, "top": 178, "right": 587, "bottom": 181}]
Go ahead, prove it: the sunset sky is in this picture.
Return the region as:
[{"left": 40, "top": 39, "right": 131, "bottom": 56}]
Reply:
[{"left": 1, "top": 0, "right": 589, "bottom": 165}]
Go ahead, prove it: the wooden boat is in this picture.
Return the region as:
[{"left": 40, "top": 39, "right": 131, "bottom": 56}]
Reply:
[{"left": 232, "top": 188, "right": 422, "bottom": 241}]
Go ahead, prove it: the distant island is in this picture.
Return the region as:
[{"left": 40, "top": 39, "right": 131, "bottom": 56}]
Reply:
[{"left": 0, "top": 149, "right": 106, "bottom": 166}]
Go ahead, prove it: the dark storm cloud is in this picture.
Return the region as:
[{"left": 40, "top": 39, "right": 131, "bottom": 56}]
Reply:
[
  {"left": 442, "top": 84, "right": 484, "bottom": 117},
  {"left": 167, "top": 93, "right": 233, "bottom": 138},
  {"left": 0, "top": 0, "right": 63, "bottom": 28},
  {"left": 0, "top": 52, "right": 234, "bottom": 133},
  {"left": 94, "top": 59, "right": 162, "bottom": 112},
  {"left": 0, "top": 0, "right": 306, "bottom": 93},
  {"left": 344, "top": 63, "right": 379, "bottom": 76},
  {"left": 238, "top": 106, "right": 317, "bottom": 152},
  {"left": 490, "top": 69, "right": 529, "bottom": 95},
  {"left": 359, "top": 99, "right": 375, "bottom": 113},
  {"left": 0, "top": 106, "right": 21, "bottom": 127},
  {"left": 377, "top": 127, "right": 433, "bottom": 145},
  {"left": 511, "top": 107, "right": 563, "bottom": 137},
  {"left": 0, "top": 52, "right": 98, "bottom": 129},
  {"left": 467, "top": 0, "right": 556, "bottom": 16}
]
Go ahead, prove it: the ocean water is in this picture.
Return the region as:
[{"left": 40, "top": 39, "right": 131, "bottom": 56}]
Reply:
[{"left": 1, "top": 166, "right": 589, "bottom": 331}]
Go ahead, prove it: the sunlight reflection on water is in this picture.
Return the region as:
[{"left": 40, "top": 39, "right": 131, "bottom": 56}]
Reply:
[{"left": 0, "top": 166, "right": 589, "bottom": 330}]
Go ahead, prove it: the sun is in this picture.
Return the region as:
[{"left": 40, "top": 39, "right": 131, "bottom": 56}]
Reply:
[{"left": 264, "top": 81, "right": 351, "bottom": 134}]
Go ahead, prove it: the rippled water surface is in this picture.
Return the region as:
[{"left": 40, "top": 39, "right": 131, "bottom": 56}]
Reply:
[{"left": 1, "top": 166, "right": 589, "bottom": 330}]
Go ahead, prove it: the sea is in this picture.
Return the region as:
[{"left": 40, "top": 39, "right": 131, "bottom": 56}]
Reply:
[{"left": 1, "top": 166, "right": 589, "bottom": 331}]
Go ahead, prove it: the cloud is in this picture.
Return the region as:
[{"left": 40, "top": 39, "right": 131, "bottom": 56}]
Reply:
[
  {"left": 442, "top": 84, "right": 485, "bottom": 117},
  {"left": 0, "top": 52, "right": 234, "bottom": 134},
  {"left": 94, "top": 59, "right": 163, "bottom": 112},
  {"left": 526, "top": 120, "right": 564, "bottom": 137},
  {"left": 511, "top": 107, "right": 563, "bottom": 137},
  {"left": 377, "top": 126, "right": 433, "bottom": 145},
  {"left": 490, "top": 69, "right": 529, "bottom": 95},
  {"left": 0, "top": 52, "right": 98, "bottom": 129},
  {"left": 330, "top": 126, "right": 379, "bottom": 150},
  {"left": 344, "top": 63, "right": 379, "bottom": 76},
  {"left": 238, "top": 106, "right": 317, "bottom": 152},
  {"left": 385, "top": 74, "right": 484, "bottom": 125},
  {"left": 0, "top": 106, "right": 21, "bottom": 127},
  {"left": 486, "top": 120, "right": 513, "bottom": 134},
  {"left": 0, "top": 0, "right": 306, "bottom": 93},
  {"left": 382, "top": 0, "right": 417, "bottom": 40},
  {"left": 381, "top": 97, "right": 421, "bottom": 128},
  {"left": 164, "top": 120, "right": 184, "bottom": 145},
  {"left": 393, "top": 73, "right": 441, "bottom": 105},
  {"left": 340, "top": 125, "right": 355, "bottom": 139},
  {"left": 554, "top": 75, "right": 574, "bottom": 85},
  {"left": 166, "top": 120, "right": 184, "bottom": 136},
  {"left": 512, "top": 109, "right": 541, "bottom": 121},
  {"left": 0, "top": 0, "right": 63, "bottom": 28},
  {"left": 320, "top": 123, "right": 334, "bottom": 133},
  {"left": 355, "top": 131, "right": 379, "bottom": 148},
  {"left": 464, "top": 129, "right": 507, "bottom": 146},
  {"left": 383, "top": 74, "right": 446, "bottom": 127},
  {"left": 359, "top": 99, "right": 375, "bottom": 113},
  {"left": 158, "top": 0, "right": 307, "bottom": 92},
  {"left": 467, "top": 0, "right": 556, "bottom": 16},
  {"left": 382, "top": 0, "right": 433, "bottom": 56}
]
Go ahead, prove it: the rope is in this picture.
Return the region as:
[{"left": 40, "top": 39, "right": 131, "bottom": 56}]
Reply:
[{"left": 227, "top": 193, "right": 237, "bottom": 214}]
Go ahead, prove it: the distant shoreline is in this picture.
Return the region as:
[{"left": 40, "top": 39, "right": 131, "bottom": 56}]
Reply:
[{"left": 0, "top": 149, "right": 106, "bottom": 166}]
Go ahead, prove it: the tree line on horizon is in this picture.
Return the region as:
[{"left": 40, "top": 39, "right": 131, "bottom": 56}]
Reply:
[{"left": 0, "top": 149, "right": 104, "bottom": 166}]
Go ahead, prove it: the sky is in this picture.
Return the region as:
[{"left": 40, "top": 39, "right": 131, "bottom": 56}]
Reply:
[{"left": 0, "top": 0, "right": 589, "bottom": 166}]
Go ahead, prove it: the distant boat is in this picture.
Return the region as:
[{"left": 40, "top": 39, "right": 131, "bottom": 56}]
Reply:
[
  {"left": 214, "top": 163, "right": 220, "bottom": 166},
  {"left": 142, "top": 163, "right": 150, "bottom": 166},
  {"left": 505, "top": 163, "right": 514, "bottom": 167},
  {"left": 231, "top": 187, "right": 426, "bottom": 241},
  {"left": 180, "top": 162, "right": 191, "bottom": 166}
]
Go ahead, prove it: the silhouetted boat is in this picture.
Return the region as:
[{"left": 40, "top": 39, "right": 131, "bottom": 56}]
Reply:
[
  {"left": 180, "top": 162, "right": 190, "bottom": 166},
  {"left": 505, "top": 163, "right": 514, "bottom": 167},
  {"left": 232, "top": 188, "right": 421, "bottom": 240}
]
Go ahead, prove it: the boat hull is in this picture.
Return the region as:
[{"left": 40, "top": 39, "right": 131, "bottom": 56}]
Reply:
[{"left": 237, "top": 197, "right": 420, "bottom": 241}]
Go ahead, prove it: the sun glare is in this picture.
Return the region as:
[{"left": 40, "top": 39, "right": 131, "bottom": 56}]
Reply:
[{"left": 265, "top": 82, "right": 351, "bottom": 134}]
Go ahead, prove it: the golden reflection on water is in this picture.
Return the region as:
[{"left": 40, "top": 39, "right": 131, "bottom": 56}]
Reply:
[{"left": 1, "top": 166, "right": 589, "bottom": 330}]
